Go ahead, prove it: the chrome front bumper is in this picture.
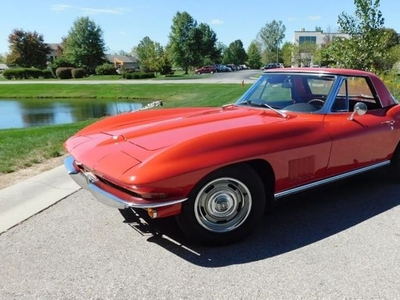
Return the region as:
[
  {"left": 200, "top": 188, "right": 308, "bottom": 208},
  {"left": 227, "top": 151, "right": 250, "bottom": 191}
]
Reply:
[{"left": 64, "top": 156, "right": 187, "bottom": 210}]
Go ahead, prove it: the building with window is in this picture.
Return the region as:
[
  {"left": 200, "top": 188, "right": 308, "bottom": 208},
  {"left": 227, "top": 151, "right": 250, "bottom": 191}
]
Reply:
[{"left": 292, "top": 29, "right": 349, "bottom": 67}]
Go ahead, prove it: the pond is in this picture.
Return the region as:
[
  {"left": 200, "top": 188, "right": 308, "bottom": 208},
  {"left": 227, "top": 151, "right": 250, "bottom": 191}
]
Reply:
[{"left": 0, "top": 98, "right": 151, "bottom": 129}]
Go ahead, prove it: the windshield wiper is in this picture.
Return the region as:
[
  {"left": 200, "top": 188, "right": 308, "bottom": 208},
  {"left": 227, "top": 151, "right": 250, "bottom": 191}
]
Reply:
[{"left": 242, "top": 100, "right": 287, "bottom": 118}]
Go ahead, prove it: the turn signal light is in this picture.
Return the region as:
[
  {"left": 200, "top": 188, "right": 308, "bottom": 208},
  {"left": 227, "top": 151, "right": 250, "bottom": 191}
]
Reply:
[{"left": 147, "top": 208, "right": 158, "bottom": 219}]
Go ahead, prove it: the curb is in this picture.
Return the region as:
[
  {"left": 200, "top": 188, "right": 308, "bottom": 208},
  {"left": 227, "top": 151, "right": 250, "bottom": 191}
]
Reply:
[{"left": 0, "top": 165, "right": 80, "bottom": 234}]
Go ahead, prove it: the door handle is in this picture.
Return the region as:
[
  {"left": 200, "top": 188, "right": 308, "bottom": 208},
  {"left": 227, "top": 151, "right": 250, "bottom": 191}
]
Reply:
[{"left": 381, "top": 120, "right": 395, "bottom": 130}]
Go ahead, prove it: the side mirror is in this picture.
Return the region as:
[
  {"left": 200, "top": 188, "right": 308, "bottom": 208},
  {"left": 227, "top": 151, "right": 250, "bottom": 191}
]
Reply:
[{"left": 348, "top": 102, "right": 368, "bottom": 120}]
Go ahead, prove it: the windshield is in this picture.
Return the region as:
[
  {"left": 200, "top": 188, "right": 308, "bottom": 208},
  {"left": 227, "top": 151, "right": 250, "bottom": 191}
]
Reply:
[{"left": 235, "top": 73, "right": 336, "bottom": 113}]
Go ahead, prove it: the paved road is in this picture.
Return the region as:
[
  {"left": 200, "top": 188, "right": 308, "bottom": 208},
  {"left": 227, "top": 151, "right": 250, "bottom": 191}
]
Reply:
[
  {"left": 1, "top": 168, "right": 400, "bottom": 299},
  {"left": 0, "top": 69, "right": 260, "bottom": 85}
]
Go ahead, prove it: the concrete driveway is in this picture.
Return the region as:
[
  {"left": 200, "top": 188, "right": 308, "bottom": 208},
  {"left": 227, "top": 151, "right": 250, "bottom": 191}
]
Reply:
[{"left": 0, "top": 167, "right": 400, "bottom": 299}]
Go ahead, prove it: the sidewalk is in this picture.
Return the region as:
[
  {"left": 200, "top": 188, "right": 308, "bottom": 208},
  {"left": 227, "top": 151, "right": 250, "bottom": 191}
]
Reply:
[{"left": 0, "top": 165, "right": 80, "bottom": 234}]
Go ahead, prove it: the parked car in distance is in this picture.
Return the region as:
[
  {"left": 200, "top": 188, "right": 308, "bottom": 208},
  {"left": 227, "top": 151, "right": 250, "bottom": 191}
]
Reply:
[
  {"left": 214, "top": 64, "right": 232, "bottom": 72},
  {"left": 64, "top": 68, "right": 400, "bottom": 245},
  {"left": 263, "top": 63, "right": 282, "bottom": 70},
  {"left": 226, "top": 64, "right": 237, "bottom": 71},
  {"left": 195, "top": 65, "right": 216, "bottom": 74}
]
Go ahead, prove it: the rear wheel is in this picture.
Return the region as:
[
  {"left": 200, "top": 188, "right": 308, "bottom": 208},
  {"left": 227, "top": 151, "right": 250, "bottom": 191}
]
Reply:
[{"left": 176, "top": 164, "right": 266, "bottom": 245}]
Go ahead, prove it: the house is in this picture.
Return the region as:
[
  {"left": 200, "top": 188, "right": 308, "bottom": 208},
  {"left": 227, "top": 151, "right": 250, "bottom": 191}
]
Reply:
[
  {"left": 0, "top": 63, "right": 8, "bottom": 73},
  {"left": 106, "top": 55, "right": 139, "bottom": 72},
  {"left": 46, "top": 43, "right": 63, "bottom": 62}
]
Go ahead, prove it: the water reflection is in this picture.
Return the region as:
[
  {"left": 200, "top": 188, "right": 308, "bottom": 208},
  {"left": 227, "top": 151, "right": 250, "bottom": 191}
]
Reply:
[{"left": 0, "top": 99, "right": 148, "bottom": 129}]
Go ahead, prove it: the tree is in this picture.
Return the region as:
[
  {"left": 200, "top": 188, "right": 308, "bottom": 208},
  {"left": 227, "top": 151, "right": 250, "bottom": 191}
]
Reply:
[
  {"left": 134, "top": 37, "right": 173, "bottom": 75},
  {"left": 247, "top": 41, "right": 262, "bottom": 69},
  {"left": 329, "top": 0, "right": 389, "bottom": 72},
  {"left": 386, "top": 44, "right": 400, "bottom": 72},
  {"left": 6, "top": 29, "right": 49, "bottom": 68},
  {"left": 0, "top": 53, "right": 6, "bottom": 63},
  {"left": 62, "top": 17, "right": 106, "bottom": 72},
  {"left": 222, "top": 40, "right": 247, "bottom": 65},
  {"left": 168, "top": 12, "right": 200, "bottom": 74},
  {"left": 381, "top": 28, "right": 400, "bottom": 48},
  {"left": 135, "top": 36, "right": 161, "bottom": 72},
  {"left": 292, "top": 41, "right": 318, "bottom": 67},
  {"left": 168, "top": 11, "right": 219, "bottom": 73},
  {"left": 281, "top": 42, "right": 294, "bottom": 67},
  {"left": 197, "top": 23, "right": 220, "bottom": 64},
  {"left": 315, "top": 26, "right": 323, "bottom": 32},
  {"left": 379, "top": 28, "right": 400, "bottom": 70},
  {"left": 257, "top": 20, "right": 286, "bottom": 63}
]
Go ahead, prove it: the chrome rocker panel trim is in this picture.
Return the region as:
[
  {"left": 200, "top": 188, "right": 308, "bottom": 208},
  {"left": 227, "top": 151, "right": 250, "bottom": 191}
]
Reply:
[
  {"left": 64, "top": 156, "right": 188, "bottom": 210},
  {"left": 274, "top": 161, "right": 390, "bottom": 199}
]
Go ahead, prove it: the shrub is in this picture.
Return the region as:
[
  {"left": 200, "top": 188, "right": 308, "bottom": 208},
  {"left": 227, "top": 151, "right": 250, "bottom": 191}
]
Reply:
[
  {"left": 3, "top": 67, "right": 56, "bottom": 79},
  {"left": 160, "top": 65, "right": 174, "bottom": 76},
  {"left": 2, "top": 69, "right": 16, "bottom": 79},
  {"left": 71, "top": 68, "right": 85, "bottom": 79},
  {"left": 3, "top": 68, "right": 29, "bottom": 79},
  {"left": 123, "top": 72, "right": 155, "bottom": 79},
  {"left": 95, "top": 63, "right": 117, "bottom": 75},
  {"left": 42, "top": 69, "right": 54, "bottom": 79},
  {"left": 50, "top": 57, "right": 75, "bottom": 70},
  {"left": 28, "top": 68, "right": 42, "bottom": 79},
  {"left": 56, "top": 67, "right": 73, "bottom": 79}
]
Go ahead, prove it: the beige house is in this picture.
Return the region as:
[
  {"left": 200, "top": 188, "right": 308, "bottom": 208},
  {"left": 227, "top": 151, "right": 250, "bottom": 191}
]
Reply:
[{"left": 106, "top": 55, "right": 139, "bottom": 72}]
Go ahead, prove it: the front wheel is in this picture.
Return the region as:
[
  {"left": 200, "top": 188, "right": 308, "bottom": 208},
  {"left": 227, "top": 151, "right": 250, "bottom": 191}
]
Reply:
[{"left": 176, "top": 164, "right": 266, "bottom": 245}]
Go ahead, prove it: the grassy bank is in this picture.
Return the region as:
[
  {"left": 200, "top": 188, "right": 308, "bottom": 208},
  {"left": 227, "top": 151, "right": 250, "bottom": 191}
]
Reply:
[
  {"left": 0, "top": 83, "right": 248, "bottom": 107},
  {"left": 0, "top": 121, "right": 94, "bottom": 173},
  {"left": 0, "top": 83, "right": 248, "bottom": 174}
]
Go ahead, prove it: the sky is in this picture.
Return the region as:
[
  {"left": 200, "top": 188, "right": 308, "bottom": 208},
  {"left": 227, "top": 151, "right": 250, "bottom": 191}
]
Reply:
[{"left": 1, "top": 0, "right": 399, "bottom": 55}]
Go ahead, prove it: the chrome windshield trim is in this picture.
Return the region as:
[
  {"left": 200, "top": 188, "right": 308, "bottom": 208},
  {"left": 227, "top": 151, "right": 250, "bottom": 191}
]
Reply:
[{"left": 275, "top": 161, "right": 390, "bottom": 199}]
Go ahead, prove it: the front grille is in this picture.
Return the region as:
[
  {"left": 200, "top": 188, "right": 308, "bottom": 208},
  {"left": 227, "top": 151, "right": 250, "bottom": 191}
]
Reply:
[
  {"left": 97, "top": 176, "right": 143, "bottom": 199},
  {"left": 75, "top": 160, "right": 143, "bottom": 200}
]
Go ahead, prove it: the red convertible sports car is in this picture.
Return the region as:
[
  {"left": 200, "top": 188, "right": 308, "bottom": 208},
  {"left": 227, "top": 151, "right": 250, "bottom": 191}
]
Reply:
[{"left": 64, "top": 68, "right": 400, "bottom": 245}]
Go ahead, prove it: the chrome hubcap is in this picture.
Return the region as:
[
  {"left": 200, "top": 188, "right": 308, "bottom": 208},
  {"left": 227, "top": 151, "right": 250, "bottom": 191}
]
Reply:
[{"left": 194, "top": 177, "right": 252, "bottom": 233}]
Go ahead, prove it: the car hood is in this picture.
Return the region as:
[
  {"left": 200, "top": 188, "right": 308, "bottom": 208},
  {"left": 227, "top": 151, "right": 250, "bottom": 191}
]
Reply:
[
  {"left": 65, "top": 106, "right": 288, "bottom": 178},
  {"left": 79, "top": 106, "right": 286, "bottom": 151}
]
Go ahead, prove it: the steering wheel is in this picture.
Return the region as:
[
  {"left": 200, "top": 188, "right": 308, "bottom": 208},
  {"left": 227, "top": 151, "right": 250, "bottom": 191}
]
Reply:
[{"left": 307, "top": 99, "right": 325, "bottom": 108}]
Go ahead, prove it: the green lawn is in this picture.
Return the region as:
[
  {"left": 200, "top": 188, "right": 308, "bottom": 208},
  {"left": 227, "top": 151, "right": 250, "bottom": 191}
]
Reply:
[{"left": 0, "top": 83, "right": 249, "bottom": 105}]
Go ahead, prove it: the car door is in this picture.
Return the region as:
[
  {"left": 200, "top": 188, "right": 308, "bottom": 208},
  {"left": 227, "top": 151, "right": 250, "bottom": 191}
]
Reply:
[{"left": 323, "top": 76, "right": 398, "bottom": 177}]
